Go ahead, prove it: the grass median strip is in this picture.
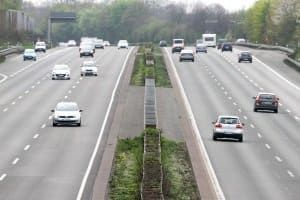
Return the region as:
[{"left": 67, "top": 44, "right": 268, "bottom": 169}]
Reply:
[
  {"left": 109, "top": 130, "right": 199, "bottom": 199},
  {"left": 131, "top": 45, "right": 171, "bottom": 87}
]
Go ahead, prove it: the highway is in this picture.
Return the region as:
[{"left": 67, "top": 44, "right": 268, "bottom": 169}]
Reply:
[
  {"left": 166, "top": 47, "right": 300, "bottom": 200},
  {"left": 0, "top": 46, "right": 132, "bottom": 200}
]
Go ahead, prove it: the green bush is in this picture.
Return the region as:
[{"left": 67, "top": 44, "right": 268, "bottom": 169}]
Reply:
[{"left": 0, "top": 55, "right": 5, "bottom": 63}]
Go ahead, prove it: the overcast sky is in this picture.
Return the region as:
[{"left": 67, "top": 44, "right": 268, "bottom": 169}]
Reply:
[{"left": 24, "top": 0, "right": 257, "bottom": 12}]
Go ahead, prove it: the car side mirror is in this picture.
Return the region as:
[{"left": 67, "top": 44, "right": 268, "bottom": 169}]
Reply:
[{"left": 51, "top": 109, "right": 54, "bottom": 112}]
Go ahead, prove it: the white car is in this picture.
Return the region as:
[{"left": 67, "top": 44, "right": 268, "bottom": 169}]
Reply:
[
  {"left": 67, "top": 40, "right": 77, "bottom": 46},
  {"left": 117, "top": 40, "right": 129, "bottom": 49},
  {"left": 23, "top": 49, "right": 37, "bottom": 61},
  {"left": 179, "top": 49, "right": 194, "bottom": 62},
  {"left": 52, "top": 64, "right": 71, "bottom": 80},
  {"left": 94, "top": 39, "right": 104, "bottom": 49},
  {"left": 103, "top": 41, "right": 110, "bottom": 46},
  {"left": 212, "top": 115, "right": 244, "bottom": 142},
  {"left": 51, "top": 102, "right": 82, "bottom": 126},
  {"left": 35, "top": 41, "right": 46, "bottom": 52},
  {"left": 81, "top": 60, "right": 98, "bottom": 76}
]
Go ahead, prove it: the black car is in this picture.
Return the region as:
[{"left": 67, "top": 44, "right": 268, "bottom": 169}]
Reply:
[
  {"left": 238, "top": 51, "right": 252, "bottom": 63},
  {"left": 217, "top": 39, "right": 227, "bottom": 49},
  {"left": 221, "top": 43, "right": 232, "bottom": 52},
  {"left": 253, "top": 93, "right": 279, "bottom": 113},
  {"left": 159, "top": 40, "right": 167, "bottom": 47}
]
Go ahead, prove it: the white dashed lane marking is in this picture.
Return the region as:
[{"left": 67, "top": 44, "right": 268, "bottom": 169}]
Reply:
[
  {"left": 3, "top": 108, "right": 8, "bottom": 112},
  {"left": 24, "top": 145, "right": 30, "bottom": 151},
  {"left": 12, "top": 102, "right": 16, "bottom": 105},
  {"left": 275, "top": 156, "right": 282, "bottom": 163},
  {"left": 41, "top": 124, "right": 46, "bottom": 129},
  {"left": 64, "top": 96, "right": 68, "bottom": 99},
  {"left": 265, "top": 144, "right": 271, "bottom": 149},
  {"left": 287, "top": 170, "right": 295, "bottom": 178},
  {"left": 18, "top": 96, "right": 23, "bottom": 99},
  {"left": 12, "top": 158, "right": 19, "bottom": 165},
  {"left": 0, "top": 174, "right": 7, "bottom": 181},
  {"left": 33, "top": 134, "right": 39, "bottom": 139},
  {"left": 243, "top": 116, "right": 248, "bottom": 120},
  {"left": 250, "top": 124, "right": 255, "bottom": 129},
  {"left": 257, "top": 132, "right": 262, "bottom": 138},
  {"left": 25, "top": 90, "right": 29, "bottom": 94}
]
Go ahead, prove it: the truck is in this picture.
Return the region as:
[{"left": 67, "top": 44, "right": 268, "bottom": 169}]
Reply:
[{"left": 202, "top": 34, "right": 216, "bottom": 48}]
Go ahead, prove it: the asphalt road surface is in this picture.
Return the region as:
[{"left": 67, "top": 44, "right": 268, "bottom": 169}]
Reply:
[
  {"left": 166, "top": 46, "right": 300, "bottom": 200},
  {"left": 0, "top": 46, "right": 132, "bottom": 200}
]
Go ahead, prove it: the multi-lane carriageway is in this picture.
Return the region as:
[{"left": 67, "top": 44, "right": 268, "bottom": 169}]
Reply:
[{"left": 0, "top": 45, "right": 299, "bottom": 200}]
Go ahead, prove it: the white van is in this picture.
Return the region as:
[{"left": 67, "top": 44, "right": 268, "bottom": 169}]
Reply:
[
  {"left": 35, "top": 41, "right": 46, "bottom": 53},
  {"left": 172, "top": 38, "right": 184, "bottom": 53},
  {"left": 202, "top": 34, "right": 216, "bottom": 47}
]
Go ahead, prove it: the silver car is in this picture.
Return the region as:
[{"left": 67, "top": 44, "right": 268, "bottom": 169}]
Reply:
[
  {"left": 52, "top": 64, "right": 70, "bottom": 80},
  {"left": 212, "top": 115, "right": 244, "bottom": 142},
  {"left": 51, "top": 102, "right": 82, "bottom": 126},
  {"left": 81, "top": 60, "right": 98, "bottom": 76}
]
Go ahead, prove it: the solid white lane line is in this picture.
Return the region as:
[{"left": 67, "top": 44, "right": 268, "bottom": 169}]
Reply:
[
  {"left": 0, "top": 73, "right": 8, "bottom": 83},
  {"left": 3, "top": 108, "right": 8, "bottom": 112},
  {"left": 0, "top": 174, "right": 7, "bottom": 181},
  {"left": 275, "top": 156, "right": 282, "bottom": 162},
  {"left": 250, "top": 124, "right": 255, "bottom": 129},
  {"left": 265, "top": 144, "right": 271, "bottom": 149},
  {"left": 33, "top": 134, "right": 39, "bottom": 139},
  {"left": 162, "top": 48, "right": 225, "bottom": 200},
  {"left": 257, "top": 132, "right": 262, "bottom": 138},
  {"left": 24, "top": 145, "right": 30, "bottom": 151},
  {"left": 287, "top": 170, "right": 295, "bottom": 178},
  {"left": 254, "top": 56, "right": 300, "bottom": 91},
  {"left": 41, "top": 124, "right": 46, "bottom": 129},
  {"left": 12, "top": 158, "right": 20, "bottom": 165},
  {"left": 77, "top": 48, "right": 137, "bottom": 200}
]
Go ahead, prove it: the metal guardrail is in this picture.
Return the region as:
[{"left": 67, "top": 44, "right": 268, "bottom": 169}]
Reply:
[
  {"left": 0, "top": 46, "right": 24, "bottom": 56},
  {"left": 233, "top": 42, "right": 294, "bottom": 54}
]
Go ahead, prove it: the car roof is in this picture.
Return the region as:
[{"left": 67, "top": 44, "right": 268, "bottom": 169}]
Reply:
[
  {"left": 83, "top": 60, "right": 96, "bottom": 64},
  {"left": 258, "top": 92, "right": 275, "bottom": 95},
  {"left": 218, "top": 115, "right": 239, "bottom": 119},
  {"left": 54, "top": 64, "right": 69, "bottom": 68}
]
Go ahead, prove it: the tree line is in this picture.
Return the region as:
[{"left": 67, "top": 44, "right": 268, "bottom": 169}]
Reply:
[{"left": 1, "top": 0, "right": 299, "bottom": 51}]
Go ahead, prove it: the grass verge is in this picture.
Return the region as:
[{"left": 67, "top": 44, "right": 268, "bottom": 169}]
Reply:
[
  {"left": 109, "top": 136, "right": 144, "bottom": 200},
  {"left": 109, "top": 131, "right": 199, "bottom": 200},
  {"left": 131, "top": 45, "right": 171, "bottom": 87},
  {"left": 0, "top": 55, "right": 5, "bottom": 63},
  {"left": 161, "top": 137, "right": 200, "bottom": 199}
]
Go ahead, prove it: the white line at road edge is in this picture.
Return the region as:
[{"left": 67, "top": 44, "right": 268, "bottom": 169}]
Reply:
[
  {"left": 165, "top": 48, "right": 225, "bottom": 200},
  {"left": 0, "top": 73, "right": 8, "bottom": 84},
  {"left": 253, "top": 56, "right": 300, "bottom": 91},
  {"left": 76, "top": 47, "right": 134, "bottom": 200}
]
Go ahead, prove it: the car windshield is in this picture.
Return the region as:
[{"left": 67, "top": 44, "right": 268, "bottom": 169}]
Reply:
[
  {"left": 83, "top": 62, "right": 96, "bottom": 67},
  {"left": 219, "top": 117, "right": 239, "bottom": 124},
  {"left": 25, "top": 49, "right": 34, "bottom": 53},
  {"left": 242, "top": 52, "right": 250, "bottom": 56},
  {"left": 56, "top": 103, "right": 78, "bottom": 111},
  {"left": 174, "top": 40, "right": 183, "bottom": 44}
]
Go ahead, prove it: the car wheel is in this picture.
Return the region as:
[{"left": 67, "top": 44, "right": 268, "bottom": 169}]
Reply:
[
  {"left": 52, "top": 78, "right": 55, "bottom": 80},
  {"left": 238, "top": 60, "right": 241, "bottom": 63},
  {"left": 238, "top": 136, "right": 243, "bottom": 142},
  {"left": 77, "top": 122, "right": 81, "bottom": 126},
  {"left": 81, "top": 74, "right": 83, "bottom": 76},
  {"left": 253, "top": 108, "right": 257, "bottom": 112},
  {"left": 192, "top": 59, "right": 194, "bottom": 62},
  {"left": 23, "top": 58, "right": 26, "bottom": 61},
  {"left": 250, "top": 60, "right": 252, "bottom": 63},
  {"left": 95, "top": 74, "right": 98, "bottom": 76},
  {"left": 53, "top": 122, "right": 57, "bottom": 127},
  {"left": 274, "top": 109, "right": 278, "bottom": 113},
  {"left": 213, "top": 134, "right": 218, "bottom": 141}
]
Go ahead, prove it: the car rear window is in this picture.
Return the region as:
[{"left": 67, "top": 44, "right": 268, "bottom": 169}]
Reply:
[
  {"left": 219, "top": 118, "right": 239, "bottom": 124},
  {"left": 174, "top": 40, "right": 183, "bottom": 44},
  {"left": 259, "top": 94, "right": 275, "bottom": 100}
]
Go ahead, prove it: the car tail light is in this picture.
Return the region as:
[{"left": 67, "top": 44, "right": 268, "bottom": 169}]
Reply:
[
  {"left": 255, "top": 96, "right": 261, "bottom": 104},
  {"left": 215, "top": 123, "right": 222, "bottom": 128},
  {"left": 236, "top": 124, "right": 243, "bottom": 129}
]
